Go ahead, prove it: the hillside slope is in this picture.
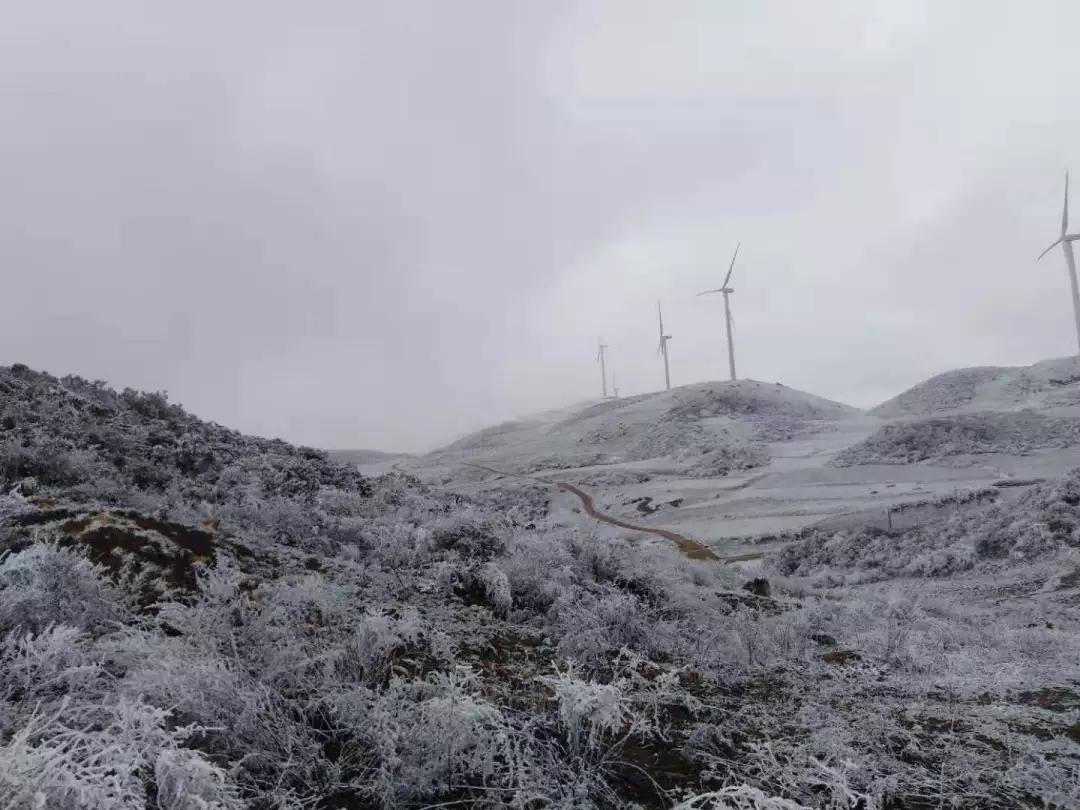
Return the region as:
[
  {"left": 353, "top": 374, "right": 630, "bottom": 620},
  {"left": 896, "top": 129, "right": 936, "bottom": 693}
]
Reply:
[
  {"left": 872, "top": 356, "right": 1080, "bottom": 417},
  {"left": 0, "top": 364, "right": 370, "bottom": 507},
  {"left": 428, "top": 379, "right": 859, "bottom": 476}
]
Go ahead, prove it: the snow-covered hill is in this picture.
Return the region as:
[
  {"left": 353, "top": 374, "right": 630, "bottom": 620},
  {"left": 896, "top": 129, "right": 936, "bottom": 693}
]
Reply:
[
  {"left": 872, "top": 356, "right": 1080, "bottom": 417},
  {"left": 426, "top": 379, "right": 859, "bottom": 477}
]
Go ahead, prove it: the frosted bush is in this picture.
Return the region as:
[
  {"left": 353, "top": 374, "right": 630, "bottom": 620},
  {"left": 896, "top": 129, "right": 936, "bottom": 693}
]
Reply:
[
  {"left": 904, "top": 543, "right": 975, "bottom": 577},
  {"left": 429, "top": 512, "right": 507, "bottom": 559},
  {"left": 540, "top": 665, "right": 632, "bottom": 756},
  {"left": 154, "top": 749, "right": 243, "bottom": 810},
  {"left": 318, "top": 486, "right": 370, "bottom": 517},
  {"left": 0, "top": 697, "right": 228, "bottom": 810},
  {"left": 673, "top": 786, "right": 809, "bottom": 810},
  {"left": 552, "top": 591, "right": 662, "bottom": 667},
  {"left": 0, "top": 544, "right": 126, "bottom": 635},
  {"left": 342, "top": 608, "right": 425, "bottom": 685},
  {"left": 501, "top": 532, "right": 576, "bottom": 614},
  {"left": 331, "top": 668, "right": 519, "bottom": 808},
  {"left": 478, "top": 561, "right": 511, "bottom": 618}
]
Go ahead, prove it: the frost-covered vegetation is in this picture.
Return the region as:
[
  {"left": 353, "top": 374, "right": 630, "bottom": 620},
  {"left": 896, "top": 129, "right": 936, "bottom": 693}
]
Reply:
[
  {"left": 771, "top": 472, "right": 1080, "bottom": 580},
  {"left": 1, "top": 365, "right": 1078, "bottom": 809},
  {"left": 663, "top": 383, "right": 855, "bottom": 423},
  {"left": 834, "top": 411, "right": 1080, "bottom": 466}
]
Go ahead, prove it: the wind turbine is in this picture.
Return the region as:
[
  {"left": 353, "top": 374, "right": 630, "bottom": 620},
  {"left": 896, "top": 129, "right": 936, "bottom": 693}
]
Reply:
[
  {"left": 657, "top": 300, "right": 672, "bottom": 391},
  {"left": 1038, "top": 173, "right": 1080, "bottom": 355},
  {"left": 697, "top": 243, "right": 740, "bottom": 381},
  {"left": 596, "top": 339, "right": 609, "bottom": 398}
]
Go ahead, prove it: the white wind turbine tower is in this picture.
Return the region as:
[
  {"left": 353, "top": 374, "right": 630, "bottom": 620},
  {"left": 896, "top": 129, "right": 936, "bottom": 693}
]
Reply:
[
  {"left": 657, "top": 300, "right": 672, "bottom": 391},
  {"left": 697, "top": 243, "right": 740, "bottom": 381},
  {"left": 1038, "top": 172, "right": 1080, "bottom": 355},
  {"left": 596, "top": 339, "right": 610, "bottom": 398}
]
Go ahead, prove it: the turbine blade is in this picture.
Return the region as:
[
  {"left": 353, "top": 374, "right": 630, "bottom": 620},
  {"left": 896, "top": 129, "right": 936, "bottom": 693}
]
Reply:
[
  {"left": 657, "top": 301, "right": 664, "bottom": 335},
  {"left": 1039, "top": 238, "right": 1064, "bottom": 260},
  {"left": 697, "top": 288, "right": 724, "bottom": 296},
  {"left": 1064, "top": 171, "right": 1071, "bottom": 237},
  {"left": 721, "top": 242, "right": 740, "bottom": 289}
]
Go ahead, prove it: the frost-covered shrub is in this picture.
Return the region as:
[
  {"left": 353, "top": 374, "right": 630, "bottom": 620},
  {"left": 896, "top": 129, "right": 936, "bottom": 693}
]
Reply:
[
  {"left": 0, "top": 545, "right": 126, "bottom": 635},
  {"left": 371, "top": 522, "right": 431, "bottom": 574},
  {"left": 552, "top": 591, "right": 663, "bottom": 667},
  {"left": 472, "top": 561, "right": 512, "bottom": 618},
  {"left": 329, "top": 668, "right": 523, "bottom": 808},
  {"left": 0, "top": 625, "right": 100, "bottom": 728},
  {"left": 674, "top": 786, "right": 809, "bottom": 809},
  {"left": 683, "top": 443, "right": 770, "bottom": 478},
  {"left": 154, "top": 749, "right": 243, "bottom": 810},
  {"left": 904, "top": 543, "right": 976, "bottom": 577},
  {"left": 502, "top": 538, "right": 573, "bottom": 616},
  {"left": 541, "top": 666, "right": 632, "bottom": 755},
  {"left": 318, "top": 486, "right": 371, "bottom": 517},
  {"left": 587, "top": 543, "right": 668, "bottom": 605},
  {"left": 429, "top": 512, "right": 507, "bottom": 559},
  {"left": 342, "top": 609, "right": 426, "bottom": 685},
  {"left": 0, "top": 696, "right": 229, "bottom": 810},
  {"left": 0, "top": 439, "right": 88, "bottom": 488}
]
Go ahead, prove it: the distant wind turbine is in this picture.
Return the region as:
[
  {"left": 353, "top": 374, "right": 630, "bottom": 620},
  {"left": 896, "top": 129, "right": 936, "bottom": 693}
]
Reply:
[
  {"left": 1038, "top": 172, "right": 1080, "bottom": 355},
  {"left": 596, "top": 339, "right": 609, "bottom": 398},
  {"left": 657, "top": 301, "right": 672, "bottom": 391},
  {"left": 697, "top": 243, "right": 740, "bottom": 381},
  {"left": 612, "top": 373, "right": 620, "bottom": 399}
]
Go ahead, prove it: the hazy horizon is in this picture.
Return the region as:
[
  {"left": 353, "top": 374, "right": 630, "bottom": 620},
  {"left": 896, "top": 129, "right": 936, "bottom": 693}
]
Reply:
[{"left": 3, "top": 2, "right": 1080, "bottom": 453}]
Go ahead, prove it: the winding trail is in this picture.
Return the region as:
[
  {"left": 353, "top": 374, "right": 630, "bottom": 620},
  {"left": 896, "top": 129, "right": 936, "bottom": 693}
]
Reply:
[
  {"left": 463, "top": 462, "right": 723, "bottom": 562},
  {"left": 553, "top": 481, "right": 720, "bottom": 561}
]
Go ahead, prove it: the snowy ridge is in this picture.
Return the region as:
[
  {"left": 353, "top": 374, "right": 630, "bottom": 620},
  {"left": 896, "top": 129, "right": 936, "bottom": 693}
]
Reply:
[
  {"left": 872, "top": 356, "right": 1080, "bottom": 417},
  {"left": 427, "top": 379, "right": 857, "bottom": 477}
]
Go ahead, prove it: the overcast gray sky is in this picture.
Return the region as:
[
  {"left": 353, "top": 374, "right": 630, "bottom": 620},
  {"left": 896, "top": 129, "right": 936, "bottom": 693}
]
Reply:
[{"left": 3, "top": 1, "right": 1080, "bottom": 452}]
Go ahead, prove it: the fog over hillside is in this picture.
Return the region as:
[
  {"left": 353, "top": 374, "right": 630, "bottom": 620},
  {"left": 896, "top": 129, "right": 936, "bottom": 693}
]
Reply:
[
  {"left": 4, "top": 3, "right": 1080, "bottom": 451},
  {"left": 4, "top": 2, "right": 1080, "bottom": 808}
]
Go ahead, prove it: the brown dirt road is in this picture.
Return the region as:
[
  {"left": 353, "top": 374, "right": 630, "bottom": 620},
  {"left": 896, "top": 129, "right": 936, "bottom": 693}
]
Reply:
[
  {"left": 553, "top": 481, "right": 720, "bottom": 561},
  {"left": 463, "top": 462, "right": 736, "bottom": 562}
]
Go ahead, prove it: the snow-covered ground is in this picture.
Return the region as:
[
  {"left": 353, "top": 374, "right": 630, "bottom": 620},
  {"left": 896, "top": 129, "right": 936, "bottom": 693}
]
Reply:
[{"left": 399, "top": 360, "right": 1080, "bottom": 562}]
